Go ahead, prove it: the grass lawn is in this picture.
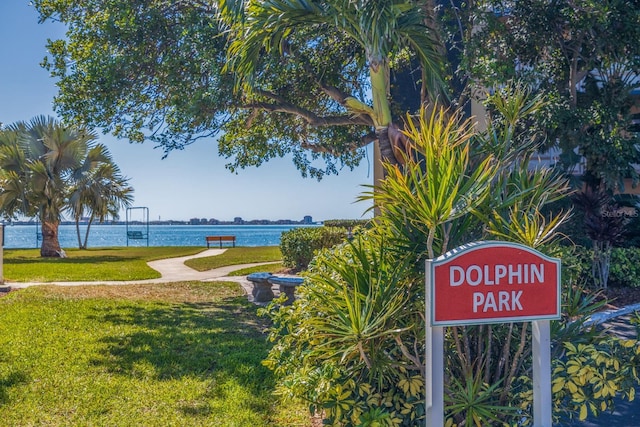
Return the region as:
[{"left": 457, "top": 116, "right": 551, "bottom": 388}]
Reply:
[
  {"left": 3, "top": 247, "right": 205, "bottom": 282},
  {"left": 2, "top": 246, "right": 284, "bottom": 282},
  {"left": 0, "top": 282, "right": 311, "bottom": 426},
  {"left": 227, "top": 262, "right": 284, "bottom": 276},
  {"left": 185, "top": 247, "right": 282, "bottom": 271}
]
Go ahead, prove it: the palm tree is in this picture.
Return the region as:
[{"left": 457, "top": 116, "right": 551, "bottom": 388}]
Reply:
[
  {"left": 67, "top": 145, "right": 134, "bottom": 249},
  {"left": 0, "top": 116, "right": 133, "bottom": 256},
  {"left": 223, "top": 0, "right": 447, "bottom": 169}
]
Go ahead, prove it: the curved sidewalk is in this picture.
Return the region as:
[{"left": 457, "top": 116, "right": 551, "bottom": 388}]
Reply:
[{"left": 6, "top": 249, "right": 272, "bottom": 296}]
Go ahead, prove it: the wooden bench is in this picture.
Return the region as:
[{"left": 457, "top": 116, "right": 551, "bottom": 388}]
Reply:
[{"left": 205, "top": 235, "right": 236, "bottom": 248}]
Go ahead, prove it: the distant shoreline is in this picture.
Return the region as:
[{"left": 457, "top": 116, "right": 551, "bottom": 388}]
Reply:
[{"left": 6, "top": 219, "right": 320, "bottom": 227}]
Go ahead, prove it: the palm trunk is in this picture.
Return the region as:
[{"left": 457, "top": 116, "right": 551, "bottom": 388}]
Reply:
[
  {"left": 41, "top": 220, "right": 62, "bottom": 257},
  {"left": 376, "top": 126, "right": 399, "bottom": 166},
  {"left": 75, "top": 216, "right": 83, "bottom": 249},
  {"left": 82, "top": 216, "right": 95, "bottom": 250},
  {"left": 370, "top": 57, "right": 400, "bottom": 168}
]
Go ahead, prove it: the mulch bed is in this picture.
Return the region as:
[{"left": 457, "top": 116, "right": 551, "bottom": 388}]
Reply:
[{"left": 602, "top": 286, "right": 640, "bottom": 309}]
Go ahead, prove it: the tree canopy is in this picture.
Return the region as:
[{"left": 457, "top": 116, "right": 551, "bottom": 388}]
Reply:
[
  {"left": 33, "top": 0, "right": 640, "bottom": 187},
  {"left": 466, "top": 0, "right": 640, "bottom": 190},
  {"left": 33, "top": 0, "right": 447, "bottom": 179}
]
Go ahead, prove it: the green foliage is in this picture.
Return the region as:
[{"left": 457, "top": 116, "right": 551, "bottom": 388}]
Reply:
[
  {"left": 549, "top": 340, "right": 640, "bottom": 423},
  {"left": 446, "top": 374, "right": 518, "bottom": 427},
  {"left": 554, "top": 246, "right": 640, "bottom": 289},
  {"left": 607, "top": 248, "right": 640, "bottom": 289},
  {"left": 263, "top": 233, "right": 426, "bottom": 426},
  {"left": 279, "top": 226, "right": 346, "bottom": 270},
  {"left": 32, "top": 0, "right": 640, "bottom": 189},
  {"left": 264, "top": 92, "right": 640, "bottom": 426},
  {"left": 465, "top": 0, "right": 640, "bottom": 191},
  {"left": 322, "top": 219, "right": 372, "bottom": 229},
  {"left": 360, "top": 105, "right": 497, "bottom": 260},
  {"left": 32, "top": 0, "right": 446, "bottom": 178}
]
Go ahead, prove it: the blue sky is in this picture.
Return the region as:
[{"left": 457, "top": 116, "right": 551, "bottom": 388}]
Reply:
[{"left": 0, "top": 1, "right": 373, "bottom": 222}]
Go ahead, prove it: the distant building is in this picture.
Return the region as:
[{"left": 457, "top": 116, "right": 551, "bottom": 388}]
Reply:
[
  {"left": 233, "top": 217, "right": 244, "bottom": 224},
  {"left": 302, "top": 215, "right": 313, "bottom": 224},
  {"left": 247, "top": 219, "right": 270, "bottom": 225}
]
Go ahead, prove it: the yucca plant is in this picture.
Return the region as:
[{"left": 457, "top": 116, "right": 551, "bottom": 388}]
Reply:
[
  {"left": 263, "top": 232, "right": 427, "bottom": 425},
  {"left": 445, "top": 372, "right": 518, "bottom": 427},
  {"left": 360, "top": 105, "right": 497, "bottom": 260}
]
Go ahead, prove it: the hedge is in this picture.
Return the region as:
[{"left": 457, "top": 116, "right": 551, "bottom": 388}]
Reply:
[{"left": 280, "top": 226, "right": 347, "bottom": 271}]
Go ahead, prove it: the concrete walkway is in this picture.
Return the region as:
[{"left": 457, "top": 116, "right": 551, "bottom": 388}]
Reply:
[{"left": 6, "top": 249, "right": 275, "bottom": 300}]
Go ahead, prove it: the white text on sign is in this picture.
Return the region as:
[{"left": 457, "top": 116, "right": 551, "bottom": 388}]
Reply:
[
  {"left": 473, "top": 290, "right": 523, "bottom": 312},
  {"left": 449, "top": 263, "right": 544, "bottom": 287}
]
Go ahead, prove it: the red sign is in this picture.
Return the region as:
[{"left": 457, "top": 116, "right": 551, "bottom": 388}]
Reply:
[{"left": 428, "top": 241, "right": 561, "bottom": 326}]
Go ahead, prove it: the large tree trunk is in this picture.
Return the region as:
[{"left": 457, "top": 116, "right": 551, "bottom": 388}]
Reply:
[
  {"left": 376, "top": 126, "right": 400, "bottom": 167},
  {"left": 41, "top": 220, "right": 63, "bottom": 257}
]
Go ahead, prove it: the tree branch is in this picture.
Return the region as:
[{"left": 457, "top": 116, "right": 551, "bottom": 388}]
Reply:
[
  {"left": 317, "top": 81, "right": 352, "bottom": 106},
  {"left": 245, "top": 91, "right": 374, "bottom": 127}
]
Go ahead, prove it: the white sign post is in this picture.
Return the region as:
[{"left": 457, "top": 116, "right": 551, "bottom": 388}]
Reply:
[
  {"left": 425, "top": 241, "right": 560, "bottom": 427},
  {"left": 424, "top": 263, "right": 443, "bottom": 425},
  {"left": 532, "top": 320, "right": 552, "bottom": 424}
]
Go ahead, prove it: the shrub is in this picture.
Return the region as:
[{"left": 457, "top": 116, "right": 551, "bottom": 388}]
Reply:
[
  {"left": 609, "top": 247, "right": 640, "bottom": 288},
  {"left": 264, "top": 233, "right": 426, "bottom": 426},
  {"left": 548, "top": 339, "right": 640, "bottom": 423},
  {"left": 557, "top": 246, "right": 640, "bottom": 289},
  {"left": 322, "top": 219, "right": 372, "bottom": 229},
  {"left": 556, "top": 246, "right": 593, "bottom": 287},
  {"left": 279, "top": 226, "right": 346, "bottom": 270}
]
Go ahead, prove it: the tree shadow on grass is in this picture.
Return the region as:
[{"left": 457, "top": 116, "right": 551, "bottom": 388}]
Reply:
[
  {"left": 0, "top": 370, "right": 29, "bottom": 405},
  {"left": 86, "top": 296, "right": 275, "bottom": 412}
]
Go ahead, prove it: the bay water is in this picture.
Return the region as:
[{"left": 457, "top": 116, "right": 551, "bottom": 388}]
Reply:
[{"left": 2, "top": 224, "right": 318, "bottom": 249}]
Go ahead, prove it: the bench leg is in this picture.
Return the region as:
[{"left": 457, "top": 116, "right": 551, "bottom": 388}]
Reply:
[
  {"left": 253, "top": 281, "right": 275, "bottom": 303},
  {"left": 279, "top": 285, "right": 296, "bottom": 305}
]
